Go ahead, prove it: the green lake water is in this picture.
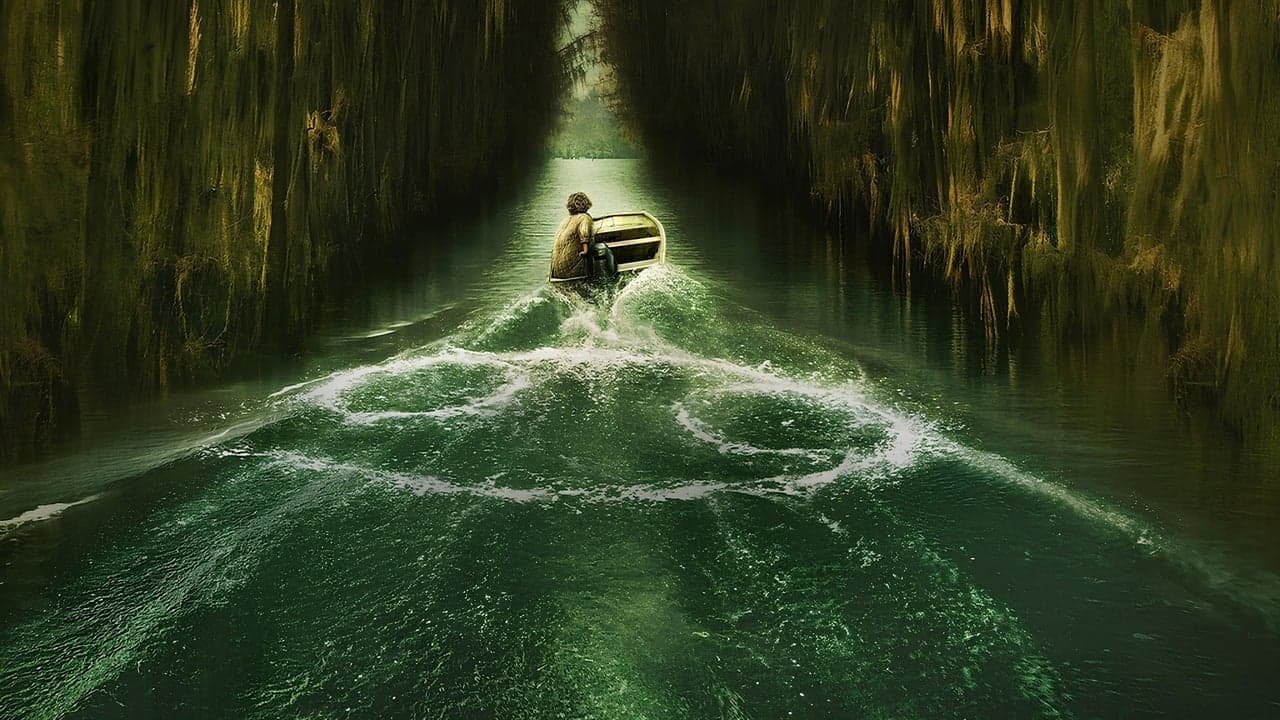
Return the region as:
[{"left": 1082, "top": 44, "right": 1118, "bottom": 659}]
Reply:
[{"left": 2, "top": 159, "right": 1278, "bottom": 718}]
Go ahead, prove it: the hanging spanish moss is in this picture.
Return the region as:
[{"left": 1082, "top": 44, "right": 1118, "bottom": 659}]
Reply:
[
  {"left": 594, "top": 0, "right": 1280, "bottom": 440},
  {"left": 0, "top": 0, "right": 574, "bottom": 459}
]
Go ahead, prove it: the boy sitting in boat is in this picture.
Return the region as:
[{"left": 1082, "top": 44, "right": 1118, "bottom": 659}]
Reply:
[{"left": 550, "top": 192, "right": 595, "bottom": 280}]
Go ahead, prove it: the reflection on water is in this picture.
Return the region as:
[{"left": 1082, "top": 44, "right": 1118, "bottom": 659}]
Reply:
[{"left": 1, "top": 159, "right": 1278, "bottom": 718}]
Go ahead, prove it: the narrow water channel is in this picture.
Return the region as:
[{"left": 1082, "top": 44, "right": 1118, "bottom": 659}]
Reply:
[{"left": 2, "top": 158, "right": 1277, "bottom": 718}]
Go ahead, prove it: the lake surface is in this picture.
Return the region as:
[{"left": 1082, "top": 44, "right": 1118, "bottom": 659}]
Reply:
[{"left": 2, "top": 158, "right": 1278, "bottom": 718}]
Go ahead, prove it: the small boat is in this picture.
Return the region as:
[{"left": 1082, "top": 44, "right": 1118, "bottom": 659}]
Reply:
[{"left": 549, "top": 211, "right": 666, "bottom": 283}]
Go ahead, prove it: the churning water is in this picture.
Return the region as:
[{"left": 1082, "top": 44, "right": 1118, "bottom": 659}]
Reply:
[{"left": 1, "top": 160, "right": 1278, "bottom": 718}]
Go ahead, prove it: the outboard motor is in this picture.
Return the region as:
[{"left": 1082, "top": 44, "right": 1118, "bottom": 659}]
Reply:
[{"left": 587, "top": 242, "right": 618, "bottom": 283}]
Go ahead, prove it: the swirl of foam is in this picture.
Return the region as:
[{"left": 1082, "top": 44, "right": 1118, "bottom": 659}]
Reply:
[
  {"left": 298, "top": 347, "right": 529, "bottom": 426},
  {"left": 670, "top": 378, "right": 925, "bottom": 496}
]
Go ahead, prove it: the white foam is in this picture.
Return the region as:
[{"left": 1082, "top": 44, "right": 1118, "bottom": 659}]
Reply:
[
  {"left": 612, "top": 481, "right": 734, "bottom": 502},
  {"left": 267, "top": 451, "right": 747, "bottom": 506},
  {"left": 390, "top": 472, "right": 553, "bottom": 503},
  {"left": 671, "top": 402, "right": 833, "bottom": 462},
  {"left": 664, "top": 358, "right": 927, "bottom": 497},
  {"left": 1, "top": 494, "right": 102, "bottom": 531},
  {"left": 268, "top": 376, "right": 326, "bottom": 399},
  {"left": 341, "top": 372, "right": 531, "bottom": 426},
  {"left": 938, "top": 441, "right": 1149, "bottom": 540},
  {"left": 881, "top": 414, "right": 923, "bottom": 469},
  {"left": 465, "top": 292, "right": 554, "bottom": 345},
  {"left": 293, "top": 346, "right": 524, "bottom": 425}
]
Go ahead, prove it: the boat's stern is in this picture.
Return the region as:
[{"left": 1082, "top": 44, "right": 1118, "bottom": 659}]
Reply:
[
  {"left": 594, "top": 212, "right": 665, "bottom": 272},
  {"left": 550, "top": 211, "right": 665, "bottom": 283}
]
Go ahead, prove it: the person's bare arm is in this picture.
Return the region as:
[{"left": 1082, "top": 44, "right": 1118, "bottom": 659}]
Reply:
[{"left": 578, "top": 215, "right": 594, "bottom": 256}]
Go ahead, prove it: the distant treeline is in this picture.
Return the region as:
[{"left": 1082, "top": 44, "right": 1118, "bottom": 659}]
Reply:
[
  {"left": 0, "top": 1, "right": 573, "bottom": 460},
  {"left": 596, "top": 0, "right": 1280, "bottom": 439},
  {"left": 548, "top": 90, "right": 641, "bottom": 159}
]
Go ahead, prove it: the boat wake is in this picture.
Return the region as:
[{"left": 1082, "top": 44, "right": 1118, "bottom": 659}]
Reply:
[
  {"left": 266, "top": 264, "right": 1280, "bottom": 629},
  {"left": 4, "top": 263, "right": 1279, "bottom": 718}
]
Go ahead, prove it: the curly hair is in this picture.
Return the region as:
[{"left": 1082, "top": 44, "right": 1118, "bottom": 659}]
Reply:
[{"left": 566, "top": 191, "right": 592, "bottom": 214}]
